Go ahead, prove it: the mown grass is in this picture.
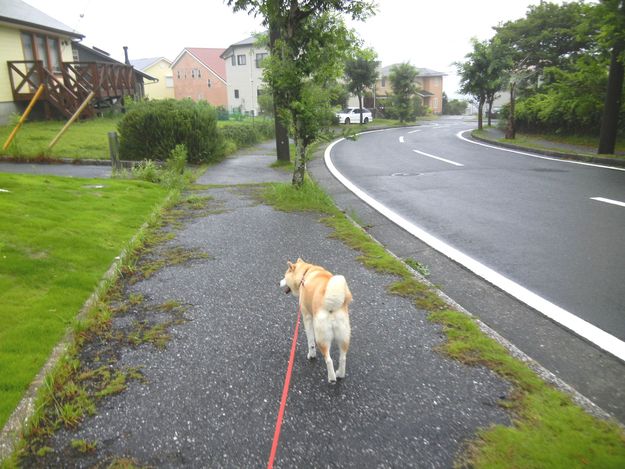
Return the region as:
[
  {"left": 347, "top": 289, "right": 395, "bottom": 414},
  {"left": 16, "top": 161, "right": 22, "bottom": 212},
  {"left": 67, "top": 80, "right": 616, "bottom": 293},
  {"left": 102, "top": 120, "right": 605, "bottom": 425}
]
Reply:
[
  {"left": 261, "top": 177, "right": 625, "bottom": 468},
  {"left": 0, "top": 117, "right": 119, "bottom": 159},
  {"left": 0, "top": 173, "right": 168, "bottom": 429}
]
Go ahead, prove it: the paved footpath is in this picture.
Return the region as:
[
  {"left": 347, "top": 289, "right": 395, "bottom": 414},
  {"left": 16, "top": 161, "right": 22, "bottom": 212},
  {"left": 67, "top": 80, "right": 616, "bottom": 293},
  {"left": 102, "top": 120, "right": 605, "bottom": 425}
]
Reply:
[{"left": 19, "top": 143, "right": 511, "bottom": 467}]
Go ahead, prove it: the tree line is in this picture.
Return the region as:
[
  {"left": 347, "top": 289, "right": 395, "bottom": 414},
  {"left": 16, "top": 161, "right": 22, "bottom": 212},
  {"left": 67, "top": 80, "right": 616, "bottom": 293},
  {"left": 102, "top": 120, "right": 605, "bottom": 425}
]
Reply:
[{"left": 456, "top": 0, "right": 625, "bottom": 155}]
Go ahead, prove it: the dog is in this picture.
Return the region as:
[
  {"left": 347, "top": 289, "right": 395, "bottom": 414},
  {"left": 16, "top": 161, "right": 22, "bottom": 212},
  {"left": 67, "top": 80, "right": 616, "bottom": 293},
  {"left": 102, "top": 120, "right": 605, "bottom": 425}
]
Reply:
[{"left": 280, "top": 258, "right": 352, "bottom": 383}]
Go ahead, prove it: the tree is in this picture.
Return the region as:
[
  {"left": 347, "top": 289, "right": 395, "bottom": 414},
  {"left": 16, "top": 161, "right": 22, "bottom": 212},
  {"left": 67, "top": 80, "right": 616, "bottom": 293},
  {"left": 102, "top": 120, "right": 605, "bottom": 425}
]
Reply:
[
  {"left": 598, "top": 0, "right": 625, "bottom": 154},
  {"left": 389, "top": 63, "right": 418, "bottom": 123},
  {"left": 344, "top": 48, "right": 379, "bottom": 123},
  {"left": 456, "top": 39, "right": 490, "bottom": 130},
  {"left": 228, "top": 0, "right": 374, "bottom": 187},
  {"left": 442, "top": 93, "right": 468, "bottom": 115}
]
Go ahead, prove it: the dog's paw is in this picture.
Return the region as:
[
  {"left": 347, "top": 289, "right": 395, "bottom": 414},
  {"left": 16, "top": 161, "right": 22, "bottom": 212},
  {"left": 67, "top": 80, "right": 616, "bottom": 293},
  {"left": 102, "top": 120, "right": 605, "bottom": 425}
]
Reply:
[
  {"left": 336, "top": 371, "right": 345, "bottom": 379},
  {"left": 307, "top": 351, "right": 317, "bottom": 360},
  {"left": 328, "top": 378, "right": 337, "bottom": 385}
]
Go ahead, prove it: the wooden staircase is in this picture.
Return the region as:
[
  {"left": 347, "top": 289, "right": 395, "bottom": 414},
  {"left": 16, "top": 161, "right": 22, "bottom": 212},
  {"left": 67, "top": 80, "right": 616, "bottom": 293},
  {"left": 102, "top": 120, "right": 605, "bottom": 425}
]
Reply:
[{"left": 7, "top": 60, "right": 137, "bottom": 119}]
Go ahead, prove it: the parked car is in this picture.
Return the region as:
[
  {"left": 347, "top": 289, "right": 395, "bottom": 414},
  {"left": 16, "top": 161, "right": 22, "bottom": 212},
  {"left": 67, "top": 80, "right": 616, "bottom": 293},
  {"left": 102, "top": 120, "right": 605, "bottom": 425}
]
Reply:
[{"left": 336, "top": 107, "right": 373, "bottom": 124}]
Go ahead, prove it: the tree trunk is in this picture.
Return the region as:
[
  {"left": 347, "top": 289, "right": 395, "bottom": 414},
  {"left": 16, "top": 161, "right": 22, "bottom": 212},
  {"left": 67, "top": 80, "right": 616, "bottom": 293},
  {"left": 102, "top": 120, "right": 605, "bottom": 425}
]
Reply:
[
  {"left": 487, "top": 96, "right": 494, "bottom": 127},
  {"left": 477, "top": 98, "right": 484, "bottom": 130},
  {"left": 291, "top": 117, "right": 306, "bottom": 187},
  {"left": 598, "top": 36, "right": 624, "bottom": 154},
  {"left": 269, "top": 19, "right": 291, "bottom": 162},
  {"left": 505, "top": 83, "right": 516, "bottom": 139},
  {"left": 358, "top": 93, "right": 363, "bottom": 124}
]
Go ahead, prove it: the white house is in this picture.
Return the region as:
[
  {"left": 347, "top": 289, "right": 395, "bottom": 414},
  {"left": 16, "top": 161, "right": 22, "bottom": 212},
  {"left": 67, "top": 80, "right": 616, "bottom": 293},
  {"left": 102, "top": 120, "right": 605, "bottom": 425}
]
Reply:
[{"left": 220, "top": 35, "right": 268, "bottom": 115}]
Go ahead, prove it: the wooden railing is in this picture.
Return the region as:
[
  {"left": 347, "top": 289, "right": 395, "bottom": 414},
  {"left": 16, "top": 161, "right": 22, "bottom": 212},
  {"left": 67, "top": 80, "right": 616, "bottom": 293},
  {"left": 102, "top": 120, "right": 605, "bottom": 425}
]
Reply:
[{"left": 7, "top": 60, "right": 137, "bottom": 119}]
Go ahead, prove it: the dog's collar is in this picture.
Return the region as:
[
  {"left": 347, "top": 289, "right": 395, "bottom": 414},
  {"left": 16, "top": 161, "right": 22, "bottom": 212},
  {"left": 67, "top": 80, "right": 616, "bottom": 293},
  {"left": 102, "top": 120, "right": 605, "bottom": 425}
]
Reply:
[{"left": 300, "top": 267, "right": 312, "bottom": 287}]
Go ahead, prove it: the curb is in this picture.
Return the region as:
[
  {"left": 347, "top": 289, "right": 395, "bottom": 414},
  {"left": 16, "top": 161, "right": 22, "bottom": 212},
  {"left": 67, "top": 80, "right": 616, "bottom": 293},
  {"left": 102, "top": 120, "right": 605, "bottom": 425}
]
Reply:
[
  {"left": 471, "top": 131, "right": 625, "bottom": 169},
  {"left": 0, "top": 157, "right": 135, "bottom": 168}
]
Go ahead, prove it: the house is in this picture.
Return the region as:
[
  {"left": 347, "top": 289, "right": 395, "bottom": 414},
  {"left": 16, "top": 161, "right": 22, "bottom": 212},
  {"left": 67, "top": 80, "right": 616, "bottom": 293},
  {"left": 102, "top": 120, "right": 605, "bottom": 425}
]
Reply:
[
  {"left": 171, "top": 48, "right": 227, "bottom": 106},
  {"left": 370, "top": 64, "right": 446, "bottom": 115},
  {"left": 130, "top": 57, "right": 174, "bottom": 100},
  {"left": 0, "top": 0, "right": 145, "bottom": 124},
  {"left": 220, "top": 35, "right": 268, "bottom": 115}
]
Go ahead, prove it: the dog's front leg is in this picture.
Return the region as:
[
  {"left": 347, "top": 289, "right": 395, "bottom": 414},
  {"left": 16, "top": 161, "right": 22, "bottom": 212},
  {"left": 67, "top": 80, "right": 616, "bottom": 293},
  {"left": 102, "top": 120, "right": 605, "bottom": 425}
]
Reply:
[{"left": 302, "top": 311, "right": 316, "bottom": 359}]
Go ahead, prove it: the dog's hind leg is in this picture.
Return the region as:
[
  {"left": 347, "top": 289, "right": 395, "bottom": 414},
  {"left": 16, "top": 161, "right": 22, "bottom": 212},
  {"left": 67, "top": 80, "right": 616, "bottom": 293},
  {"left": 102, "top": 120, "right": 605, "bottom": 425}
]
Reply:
[
  {"left": 302, "top": 311, "right": 316, "bottom": 359},
  {"left": 314, "top": 311, "right": 336, "bottom": 383},
  {"left": 333, "top": 310, "right": 350, "bottom": 379}
]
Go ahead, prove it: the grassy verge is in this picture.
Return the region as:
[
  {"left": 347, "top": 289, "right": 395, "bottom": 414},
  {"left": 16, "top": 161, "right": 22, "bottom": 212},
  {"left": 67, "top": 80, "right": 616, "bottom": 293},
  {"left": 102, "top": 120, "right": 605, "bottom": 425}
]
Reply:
[
  {"left": 0, "top": 173, "right": 168, "bottom": 429},
  {"left": 0, "top": 117, "right": 119, "bottom": 160},
  {"left": 474, "top": 128, "right": 625, "bottom": 161},
  {"left": 261, "top": 177, "right": 625, "bottom": 468}
]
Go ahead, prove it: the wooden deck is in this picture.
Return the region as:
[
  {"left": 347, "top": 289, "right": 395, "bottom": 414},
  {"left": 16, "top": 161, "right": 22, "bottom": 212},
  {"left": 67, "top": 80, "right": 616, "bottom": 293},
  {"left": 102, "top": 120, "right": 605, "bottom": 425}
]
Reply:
[{"left": 7, "top": 60, "right": 138, "bottom": 119}]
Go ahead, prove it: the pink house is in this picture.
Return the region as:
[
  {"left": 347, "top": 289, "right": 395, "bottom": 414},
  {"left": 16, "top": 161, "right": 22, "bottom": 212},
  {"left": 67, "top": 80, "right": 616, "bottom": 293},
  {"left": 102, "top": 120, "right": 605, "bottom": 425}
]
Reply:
[{"left": 171, "top": 48, "right": 227, "bottom": 106}]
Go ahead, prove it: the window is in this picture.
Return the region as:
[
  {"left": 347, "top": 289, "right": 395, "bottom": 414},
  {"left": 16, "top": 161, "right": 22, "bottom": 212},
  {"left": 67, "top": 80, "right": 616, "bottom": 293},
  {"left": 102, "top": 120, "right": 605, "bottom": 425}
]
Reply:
[
  {"left": 237, "top": 54, "right": 246, "bottom": 65},
  {"left": 207, "top": 79, "right": 212, "bottom": 88},
  {"left": 177, "top": 70, "right": 181, "bottom": 79},
  {"left": 381, "top": 77, "right": 386, "bottom": 87},
  {"left": 165, "top": 76, "right": 174, "bottom": 88},
  {"left": 234, "top": 89, "right": 240, "bottom": 99},
  {"left": 191, "top": 69, "right": 196, "bottom": 78},
  {"left": 21, "top": 31, "right": 62, "bottom": 73},
  {"left": 255, "top": 53, "right": 268, "bottom": 68}
]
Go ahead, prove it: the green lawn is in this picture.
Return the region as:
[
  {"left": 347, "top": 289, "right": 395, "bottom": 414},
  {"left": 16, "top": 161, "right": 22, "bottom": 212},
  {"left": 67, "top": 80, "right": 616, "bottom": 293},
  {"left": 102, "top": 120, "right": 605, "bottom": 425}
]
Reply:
[
  {"left": 0, "top": 173, "right": 168, "bottom": 428},
  {"left": 0, "top": 117, "right": 120, "bottom": 160}
]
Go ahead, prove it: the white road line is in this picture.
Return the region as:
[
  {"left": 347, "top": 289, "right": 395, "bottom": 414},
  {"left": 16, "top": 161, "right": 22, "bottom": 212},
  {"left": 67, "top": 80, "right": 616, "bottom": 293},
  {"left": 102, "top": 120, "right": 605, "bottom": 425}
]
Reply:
[
  {"left": 591, "top": 197, "right": 625, "bottom": 208},
  {"left": 408, "top": 129, "right": 422, "bottom": 134},
  {"left": 399, "top": 136, "right": 405, "bottom": 143},
  {"left": 413, "top": 149, "right": 464, "bottom": 167},
  {"left": 325, "top": 137, "right": 625, "bottom": 362},
  {"left": 457, "top": 129, "right": 625, "bottom": 172}
]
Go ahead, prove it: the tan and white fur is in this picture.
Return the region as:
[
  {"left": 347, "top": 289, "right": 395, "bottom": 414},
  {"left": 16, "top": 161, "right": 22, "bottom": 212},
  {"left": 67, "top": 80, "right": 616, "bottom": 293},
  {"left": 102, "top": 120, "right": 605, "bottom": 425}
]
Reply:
[{"left": 280, "top": 258, "right": 352, "bottom": 383}]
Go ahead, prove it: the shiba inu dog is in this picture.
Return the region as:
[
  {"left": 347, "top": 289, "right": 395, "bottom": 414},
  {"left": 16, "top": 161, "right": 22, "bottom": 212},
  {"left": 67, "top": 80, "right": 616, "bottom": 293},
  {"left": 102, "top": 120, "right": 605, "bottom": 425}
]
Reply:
[{"left": 280, "top": 258, "right": 352, "bottom": 383}]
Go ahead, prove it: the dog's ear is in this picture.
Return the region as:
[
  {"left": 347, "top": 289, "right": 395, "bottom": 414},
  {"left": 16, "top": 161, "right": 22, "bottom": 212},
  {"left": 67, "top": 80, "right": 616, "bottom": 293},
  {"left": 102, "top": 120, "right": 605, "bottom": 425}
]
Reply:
[
  {"left": 288, "top": 261, "right": 295, "bottom": 271},
  {"left": 296, "top": 257, "right": 303, "bottom": 263}
]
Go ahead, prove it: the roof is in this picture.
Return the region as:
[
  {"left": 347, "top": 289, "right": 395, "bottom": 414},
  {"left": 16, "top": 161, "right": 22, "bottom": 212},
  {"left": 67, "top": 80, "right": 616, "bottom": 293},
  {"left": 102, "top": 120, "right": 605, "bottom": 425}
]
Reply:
[
  {"left": 172, "top": 48, "right": 226, "bottom": 82},
  {"left": 0, "top": 0, "right": 83, "bottom": 39},
  {"left": 130, "top": 57, "right": 172, "bottom": 72},
  {"left": 379, "top": 64, "right": 446, "bottom": 78},
  {"left": 74, "top": 42, "right": 157, "bottom": 81},
  {"left": 220, "top": 33, "right": 267, "bottom": 59}
]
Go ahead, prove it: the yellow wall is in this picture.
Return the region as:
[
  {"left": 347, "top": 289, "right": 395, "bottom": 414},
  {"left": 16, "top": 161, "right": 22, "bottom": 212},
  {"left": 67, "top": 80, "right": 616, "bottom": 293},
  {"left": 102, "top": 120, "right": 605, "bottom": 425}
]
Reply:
[
  {"left": 143, "top": 59, "right": 174, "bottom": 99},
  {"left": 0, "top": 24, "right": 24, "bottom": 102},
  {"left": 0, "top": 22, "right": 76, "bottom": 102}
]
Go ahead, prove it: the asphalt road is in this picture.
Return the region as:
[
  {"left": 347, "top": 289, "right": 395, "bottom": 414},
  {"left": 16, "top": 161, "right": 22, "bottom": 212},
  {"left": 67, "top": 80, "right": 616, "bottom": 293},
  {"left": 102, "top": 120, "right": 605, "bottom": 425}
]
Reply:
[{"left": 316, "top": 117, "right": 625, "bottom": 421}]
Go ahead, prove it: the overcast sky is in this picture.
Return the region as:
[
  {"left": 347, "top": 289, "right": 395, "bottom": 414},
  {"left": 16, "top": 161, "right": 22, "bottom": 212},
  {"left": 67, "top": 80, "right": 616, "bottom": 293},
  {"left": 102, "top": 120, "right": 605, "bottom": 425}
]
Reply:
[{"left": 24, "top": 0, "right": 563, "bottom": 98}]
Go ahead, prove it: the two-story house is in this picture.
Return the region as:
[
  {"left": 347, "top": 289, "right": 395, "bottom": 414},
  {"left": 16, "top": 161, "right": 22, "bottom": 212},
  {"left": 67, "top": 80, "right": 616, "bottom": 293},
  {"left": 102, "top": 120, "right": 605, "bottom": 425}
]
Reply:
[
  {"left": 220, "top": 35, "right": 268, "bottom": 115},
  {"left": 375, "top": 64, "right": 446, "bottom": 115},
  {"left": 171, "top": 48, "right": 227, "bottom": 106},
  {"left": 130, "top": 57, "right": 174, "bottom": 100}
]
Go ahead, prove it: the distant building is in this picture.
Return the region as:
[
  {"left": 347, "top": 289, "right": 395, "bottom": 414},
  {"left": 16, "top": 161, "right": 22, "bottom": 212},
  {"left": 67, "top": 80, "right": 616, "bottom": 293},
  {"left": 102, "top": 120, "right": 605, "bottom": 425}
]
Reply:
[
  {"left": 220, "top": 35, "right": 268, "bottom": 115},
  {"left": 171, "top": 48, "right": 227, "bottom": 106},
  {"left": 371, "top": 64, "right": 446, "bottom": 115},
  {"left": 131, "top": 57, "right": 174, "bottom": 100}
]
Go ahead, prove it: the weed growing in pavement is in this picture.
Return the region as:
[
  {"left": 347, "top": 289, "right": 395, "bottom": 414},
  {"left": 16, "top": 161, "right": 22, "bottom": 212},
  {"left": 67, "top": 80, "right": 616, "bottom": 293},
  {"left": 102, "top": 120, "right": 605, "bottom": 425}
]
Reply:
[
  {"left": 260, "top": 177, "right": 625, "bottom": 468},
  {"left": 405, "top": 258, "right": 431, "bottom": 277}
]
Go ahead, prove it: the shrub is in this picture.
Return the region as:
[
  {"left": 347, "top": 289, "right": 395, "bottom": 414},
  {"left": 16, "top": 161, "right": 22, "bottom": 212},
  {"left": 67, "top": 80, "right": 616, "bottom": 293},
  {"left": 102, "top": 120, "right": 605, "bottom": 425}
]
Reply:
[
  {"left": 117, "top": 99, "right": 223, "bottom": 163},
  {"left": 219, "top": 119, "right": 275, "bottom": 150}
]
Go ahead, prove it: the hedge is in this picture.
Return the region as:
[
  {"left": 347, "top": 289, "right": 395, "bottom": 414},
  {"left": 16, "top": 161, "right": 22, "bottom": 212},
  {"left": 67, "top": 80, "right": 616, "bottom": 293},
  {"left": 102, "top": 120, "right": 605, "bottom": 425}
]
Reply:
[{"left": 118, "top": 99, "right": 223, "bottom": 163}]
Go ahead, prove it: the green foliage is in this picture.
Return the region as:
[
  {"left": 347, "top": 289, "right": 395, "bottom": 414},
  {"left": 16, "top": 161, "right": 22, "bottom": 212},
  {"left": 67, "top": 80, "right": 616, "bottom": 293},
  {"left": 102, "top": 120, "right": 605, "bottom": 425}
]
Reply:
[
  {"left": 219, "top": 119, "right": 275, "bottom": 149},
  {"left": 345, "top": 48, "right": 379, "bottom": 121},
  {"left": 389, "top": 63, "right": 418, "bottom": 122},
  {"left": 117, "top": 99, "right": 223, "bottom": 164},
  {"left": 257, "top": 88, "right": 274, "bottom": 116},
  {"left": 442, "top": 92, "right": 468, "bottom": 115}
]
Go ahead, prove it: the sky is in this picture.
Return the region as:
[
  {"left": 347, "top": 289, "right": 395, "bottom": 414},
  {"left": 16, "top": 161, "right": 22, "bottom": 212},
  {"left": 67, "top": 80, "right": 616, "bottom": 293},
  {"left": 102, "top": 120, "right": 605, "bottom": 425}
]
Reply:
[{"left": 23, "top": 0, "right": 563, "bottom": 98}]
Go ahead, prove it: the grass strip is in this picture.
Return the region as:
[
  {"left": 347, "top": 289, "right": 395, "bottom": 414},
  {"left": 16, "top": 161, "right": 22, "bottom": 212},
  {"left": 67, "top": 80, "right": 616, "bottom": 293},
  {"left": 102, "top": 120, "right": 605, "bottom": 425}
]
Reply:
[
  {"left": 261, "top": 177, "right": 625, "bottom": 468},
  {"left": 0, "top": 174, "right": 168, "bottom": 430}
]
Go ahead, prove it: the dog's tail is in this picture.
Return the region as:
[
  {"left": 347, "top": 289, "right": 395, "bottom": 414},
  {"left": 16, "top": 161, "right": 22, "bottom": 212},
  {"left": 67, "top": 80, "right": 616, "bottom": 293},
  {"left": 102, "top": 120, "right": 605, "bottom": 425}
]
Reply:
[{"left": 323, "top": 275, "right": 352, "bottom": 312}]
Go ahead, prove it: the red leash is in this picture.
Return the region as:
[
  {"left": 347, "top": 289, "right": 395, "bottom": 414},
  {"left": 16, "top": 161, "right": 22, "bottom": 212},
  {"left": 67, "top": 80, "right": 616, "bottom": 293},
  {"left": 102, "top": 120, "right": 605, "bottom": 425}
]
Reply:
[{"left": 267, "top": 304, "right": 301, "bottom": 469}]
